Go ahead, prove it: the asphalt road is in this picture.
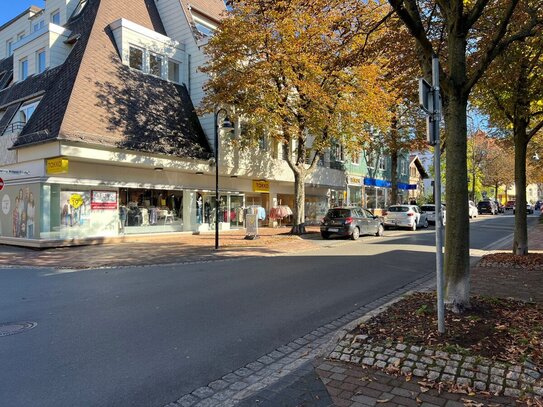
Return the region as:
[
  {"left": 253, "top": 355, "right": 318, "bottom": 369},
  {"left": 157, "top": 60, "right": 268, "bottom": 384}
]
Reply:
[{"left": 0, "top": 213, "right": 536, "bottom": 407}]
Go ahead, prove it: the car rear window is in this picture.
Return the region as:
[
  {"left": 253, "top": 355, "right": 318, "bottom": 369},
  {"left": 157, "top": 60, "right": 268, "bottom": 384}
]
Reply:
[
  {"left": 478, "top": 202, "right": 490, "bottom": 206},
  {"left": 420, "top": 205, "right": 435, "bottom": 211},
  {"left": 326, "top": 209, "right": 351, "bottom": 218},
  {"left": 388, "top": 206, "right": 409, "bottom": 212}
]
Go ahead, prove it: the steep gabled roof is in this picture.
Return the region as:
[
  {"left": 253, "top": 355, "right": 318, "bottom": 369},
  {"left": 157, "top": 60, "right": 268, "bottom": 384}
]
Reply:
[
  {"left": 12, "top": 0, "right": 212, "bottom": 160},
  {"left": 409, "top": 155, "right": 429, "bottom": 179},
  {"left": 185, "top": 0, "right": 227, "bottom": 23}
]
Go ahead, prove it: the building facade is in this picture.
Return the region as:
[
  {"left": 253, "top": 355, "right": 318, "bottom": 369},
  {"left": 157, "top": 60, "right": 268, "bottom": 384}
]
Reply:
[{"left": 0, "top": 0, "right": 422, "bottom": 245}]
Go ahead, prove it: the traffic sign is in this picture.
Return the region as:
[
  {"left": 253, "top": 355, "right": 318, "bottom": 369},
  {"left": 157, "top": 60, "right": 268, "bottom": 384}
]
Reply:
[
  {"left": 0, "top": 177, "right": 4, "bottom": 191},
  {"left": 419, "top": 78, "right": 433, "bottom": 114}
]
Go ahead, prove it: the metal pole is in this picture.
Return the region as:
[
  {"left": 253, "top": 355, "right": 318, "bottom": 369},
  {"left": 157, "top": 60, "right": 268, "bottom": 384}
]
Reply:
[
  {"left": 214, "top": 111, "right": 219, "bottom": 250},
  {"left": 432, "top": 55, "right": 445, "bottom": 334}
]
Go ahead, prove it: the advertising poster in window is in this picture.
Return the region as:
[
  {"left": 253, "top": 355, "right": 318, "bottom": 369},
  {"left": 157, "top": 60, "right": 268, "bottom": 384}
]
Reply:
[
  {"left": 0, "top": 184, "right": 41, "bottom": 239},
  {"left": 60, "top": 191, "right": 91, "bottom": 228},
  {"left": 91, "top": 190, "right": 117, "bottom": 210}
]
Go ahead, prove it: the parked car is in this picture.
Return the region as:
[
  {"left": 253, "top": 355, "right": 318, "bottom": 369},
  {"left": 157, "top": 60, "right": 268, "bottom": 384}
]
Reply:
[
  {"left": 477, "top": 200, "right": 497, "bottom": 215},
  {"left": 494, "top": 200, "right": 505, "bottom": 213},
  {"left": 535, "top": 200, "right": 542, "bottom": 210},
  {"left": 320, "top": 207, "right": 384, "bottom": 240},
  {"left": 513, "top": 204, "right": 534, "bottom": 215},
  {"left": 505, "top": 200, "right": 516, "bottom": 211},
  {"left": 420, "top": 204, "right": 446, "bottom": 226},
  {"left": 468, "top": 200, "right": 478, "bottom": 218},
  {"left": 384, "top": 205, "right": 428, "bottom": 231}
]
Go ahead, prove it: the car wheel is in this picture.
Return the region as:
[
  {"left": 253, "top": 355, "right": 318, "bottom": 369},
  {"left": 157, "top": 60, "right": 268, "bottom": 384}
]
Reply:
[
  {"left": 411, "top": 221, "right": 417, "bottom": 231},
  {"left": 321, "top": 232, "right": 330, "bottom": 240},
  {"left": 351, "top": 227, "right": 360, "bottom": 240},
  {"left": 376, "top": 224, "right": 384, "bottom": 237},
  {"left": 423, "top": 219, "right": 429, "bottom": 228}
]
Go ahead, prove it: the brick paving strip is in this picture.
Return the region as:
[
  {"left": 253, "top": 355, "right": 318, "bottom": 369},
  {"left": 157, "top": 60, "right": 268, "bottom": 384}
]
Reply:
[{"left": 163, "top": 273, "right": 436, "bottom": 407}]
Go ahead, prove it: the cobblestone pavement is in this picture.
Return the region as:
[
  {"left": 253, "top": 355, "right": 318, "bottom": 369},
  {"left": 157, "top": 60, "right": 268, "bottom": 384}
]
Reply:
[{"left": 0, "top": 227, "right": 320, "bottom": 269}]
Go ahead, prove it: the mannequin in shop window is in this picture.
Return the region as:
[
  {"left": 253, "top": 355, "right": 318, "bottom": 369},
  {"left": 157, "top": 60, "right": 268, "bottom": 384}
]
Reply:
[{"left": 196, "top": 194, "right": 203, "bottom": 224}]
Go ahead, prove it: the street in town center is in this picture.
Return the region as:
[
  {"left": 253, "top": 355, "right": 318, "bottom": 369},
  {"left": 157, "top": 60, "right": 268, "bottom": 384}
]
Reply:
[{"left": 0, "top": 214, "right": 536, "bottom": 407}]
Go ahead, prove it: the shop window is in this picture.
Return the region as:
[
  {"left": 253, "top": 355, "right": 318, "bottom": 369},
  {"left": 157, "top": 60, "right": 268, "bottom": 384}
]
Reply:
[
  {"left": 149, "top": 53, "right": 163, "bottom": 77},
  {"left": 129, "top": 46, "right": 144, "bottom": 71}
]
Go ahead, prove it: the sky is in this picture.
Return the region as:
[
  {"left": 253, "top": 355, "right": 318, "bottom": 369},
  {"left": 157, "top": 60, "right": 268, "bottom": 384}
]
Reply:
[{"left": 0, "top": 1, "right": 45, "bottom": 26}]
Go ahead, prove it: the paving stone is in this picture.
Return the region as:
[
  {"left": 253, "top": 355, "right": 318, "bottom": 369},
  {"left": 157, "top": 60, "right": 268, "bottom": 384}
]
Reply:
[
  {"left": 429, "top": 365, "right": 443, "bottom": 373},
  {"left": 490, "top": 367, "right": 505, "bottom": 376},
  {"left": 423, "top": 349, "right": 434, "bottom": 356},
  {"left": 476, "top": 365, "right": 489, "bottom": 374},
  {"left": 246, "top": 361, "right": 264, "bottom": 372},
  {"left": 375, "top": 361, "right": 387, "bottom": 369},
  {"left": 373, "top": 346, "right": 384, "bottom": 352},
  {"left": 367, "top": 381, "right": 393, "bottom": 393},
  {"left": 418, "top": 393, "right": 447, "bottom": 406},
  {"left": 344, "top": 348, "right": 354, "bottom": 355},
  {"left": 194, "top": 398, "right": 217, "bottom": 407},
  {"left": 416, "top": 362, "right": 427, "bottom": 370},
  {"left": 208, "top": 380, "right": 229, "bottom": 391},
  {"left": 435, "top": 359, "right": 447, "bottom": 367},
  {"left": 456, "top": 377, "right": 471, "bottom": 386},
  {"left": 222, "top": 373, "right": 239, "bottom": 383},
  {"left": 401, "top": 366, "right": 412, "bottom": 375},
  {"left": 351, "top": 356, "right": 361, "bottom": 364},
  {"left": 490, "top": 375, "right": 504, "bottom": 385},
  {"left": 441, "top": 374, "right": 455, "bottom": 383},
  {"left": 362, "top": 358, "right": 375, "bottom": 366},
  {"left": 384, "top": 349, "right": 396, "bottom": 356},
  {"left": 391, "top": 387, "right": 413, "bottom": 397},
  {"left": 407, "top": 353, "right": 418, "bottom": 361},
  {"left": 392, "top": 395, "right": 419, "bottom": 407},
  {"left": 421, "top": 356, "right": 434, "bottom": 364},
  {"left": 506, "top": 371, "right": 520, "bottom": 380},
  {"left": 364, "top": 351, "right": 375, "bottom": 358},
  {"left": 444, "top": 400, "right": 464, "bottom": 407},
  {"left": 192, "top": 387, "right": 214, "bottom": 399},
  {"left": 403, "top": 360, "right": 414, "bottom": 368},
  {"left": 330, "top": 352, "right": 341, "bottom": 359},
  {"left": 340, "top": 354, "right": 351, "bottom": 362},
  {"left": 410, "top": 346, "right": 422, "bottom": 352},
  {"left": 330, "top": 373, "right": 347, "bottom": 381},
  {"left": 351, "top": 394, "right": 377, "bottom": 406},
  {"left": 450, "top": 354, "right": 462, "bottom": 361},
  {"left": 444, "top": 366, "right": 457, "bottom": 375},
  {"left": 257, "top": 355, "right": 275, "bottom": 365},
  {"left": 464, "top": 356, "right": 476, "bottom": 363},
  {"left": 460, "top": 369, "right": 474, "bottom": 378},
  {"left": 475, "top": 372, "right": 488, "bottom": 381},
  {"left": 461, "top": 362, "right": 474, "bottom": 370},
  {"left": 435, "top": 351, "right": 449, "bottom": 359},
  {"left": 504, "top": 388, "right": 521, "bottom": 397},
  {"left": 176, "top": 394, "right": 199, "bottom": 406},
  {"left": 474, "top": 381, "right": 487, "bottom": 391},
  {"left": 521, "top": 373, "right": 537, "bottom": 384},
  {"left": 229, "top": 381, "right": 249, "bottom": 391},
  {"left": 488, "top": 384, "right": 503, "bottom": 394},
  {"left": 211, "top": 389, "right": 236, "bottom": 401},
  {"left": 413, "top": 369, "right": 427, "bottom": 377},
  {"left": 533, "top": 386, "right": 543, "bottom": 396},
  {"left": 427, "top": 371, "right": 440, "bottom": 381},
  {"left": 268, "top": 350, "right": 284, "bottom": 359},
  {"left": 505, "top": 379, "right": 518, "bottom": 388},
  {"left": 395, "top": 352, "right": 406, "bottom": 359},
  {"left": 376, "top": 353, "right": 388, "bottom": 361}
]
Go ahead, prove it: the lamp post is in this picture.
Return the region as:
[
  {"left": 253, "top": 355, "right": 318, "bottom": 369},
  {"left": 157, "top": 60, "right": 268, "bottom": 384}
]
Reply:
[{"left": 214, "top": 108, "right": 233, "bottom": 250}]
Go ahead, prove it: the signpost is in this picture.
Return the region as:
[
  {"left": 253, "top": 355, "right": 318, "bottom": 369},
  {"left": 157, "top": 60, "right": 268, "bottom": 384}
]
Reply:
[{"left": 419, "top": 55, "right": 445, "bottom": 334}]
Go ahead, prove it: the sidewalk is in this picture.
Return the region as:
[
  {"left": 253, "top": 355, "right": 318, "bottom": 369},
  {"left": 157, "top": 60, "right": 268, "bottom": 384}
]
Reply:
[
  {"left": 0, "top": 226, "right": 321, "bottom": 269},
  {"left": 246, "top": 223, "right": 543, "bottom": 407}
]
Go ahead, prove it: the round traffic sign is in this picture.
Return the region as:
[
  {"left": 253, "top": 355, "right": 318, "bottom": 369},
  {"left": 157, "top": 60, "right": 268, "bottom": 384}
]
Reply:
[{"left": 0, "top": 177, "right": 4, "bottom": 191}]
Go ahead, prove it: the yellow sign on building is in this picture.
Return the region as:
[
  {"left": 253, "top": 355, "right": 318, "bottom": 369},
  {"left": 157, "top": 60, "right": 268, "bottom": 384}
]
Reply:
[
  {"left": 46, "top": 158, "right": 69, "bottom": 174},
  {"left": 253, "top": 180, "right": 270, "bottom": 193}
]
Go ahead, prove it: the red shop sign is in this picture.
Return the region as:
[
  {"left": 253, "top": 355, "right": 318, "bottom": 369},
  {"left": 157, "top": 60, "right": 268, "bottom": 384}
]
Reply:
[{"left": 0, "top": 178, "right": 4, "bottom": 191}]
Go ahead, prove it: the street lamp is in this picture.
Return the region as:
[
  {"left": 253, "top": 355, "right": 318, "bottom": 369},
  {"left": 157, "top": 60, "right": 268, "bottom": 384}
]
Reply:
[{"left": 214, "top": 108, "right": 234, "bottom": 250}]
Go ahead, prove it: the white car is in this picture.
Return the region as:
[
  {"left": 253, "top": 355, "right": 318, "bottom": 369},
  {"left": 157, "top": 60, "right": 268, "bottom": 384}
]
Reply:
[
  {"left": 384, "top": 205, "right": 429, "bottom": 231},
  {"left": 469, "top": 200, "right": 478, "bottom": 218},
  {"left": 420, "top": 204, "right": 446, "bottom": 226}
]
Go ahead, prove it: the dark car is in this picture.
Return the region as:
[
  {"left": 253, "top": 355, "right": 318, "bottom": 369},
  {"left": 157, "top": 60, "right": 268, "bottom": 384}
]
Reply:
[
  {"left": 477, "top": 200, "right": 497, "bottom": 215},
  {"left": 535, "top": 200, "right": 542, "bottom": 211},
  {"left": 505, "top": 200, "right": 515, "bottom": 211},
  {"left": 321, "top": 207, "right": 384, "bottom": 240}
]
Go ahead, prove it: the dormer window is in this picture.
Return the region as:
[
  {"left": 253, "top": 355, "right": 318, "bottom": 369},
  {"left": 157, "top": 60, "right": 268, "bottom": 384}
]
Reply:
[
  {"left": 168, "top": 60, "right": 180, "bottom": 83},
  {"left": 71, "top": 0, "right": 89, "bottom": 19},
  {"left": 129, "top": 46, "right": 144, "bottom": 71},
  {"left": 19, "top": 101, "right": 39, "bottom": 124},
  {"left": 37, "top": 49, "right": 46, "bottom": 74}
]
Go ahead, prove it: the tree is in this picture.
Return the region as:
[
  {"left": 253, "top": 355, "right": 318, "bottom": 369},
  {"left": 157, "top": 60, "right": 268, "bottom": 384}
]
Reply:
[
  {"left": 388, "top": 0, "right": 543, "bottom": 311},
  {"left": 474, "top": 29, "right": 543, "bottom": 255},
  {"left": 480, "top": 140, "right": 515, "bottom": 200},
  {"left": 201, "top": 0, "right": 394, "bottom": 234}
]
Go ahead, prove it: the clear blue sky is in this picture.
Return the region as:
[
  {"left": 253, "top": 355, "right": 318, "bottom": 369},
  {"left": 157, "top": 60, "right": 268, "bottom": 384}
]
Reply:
[{"left": 0, "top": 1, "right": 45, "bottom": 26}]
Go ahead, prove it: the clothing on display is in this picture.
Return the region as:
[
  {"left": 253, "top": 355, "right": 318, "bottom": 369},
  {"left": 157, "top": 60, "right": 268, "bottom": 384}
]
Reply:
[
  {"left": 246, "top": 205, "right": 266, "bottom": 221},
  {"left": 269, "top": 205, "right": 292, "bottom": 220}
]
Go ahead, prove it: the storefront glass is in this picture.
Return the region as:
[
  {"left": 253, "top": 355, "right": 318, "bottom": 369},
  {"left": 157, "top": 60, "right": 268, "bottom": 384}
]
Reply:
[{"left": 348, "top": 186, "right": 363, "bottom": 206}]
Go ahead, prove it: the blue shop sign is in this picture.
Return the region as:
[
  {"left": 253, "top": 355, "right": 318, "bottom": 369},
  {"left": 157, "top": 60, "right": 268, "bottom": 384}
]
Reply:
[{"left": 364, "top": 178, "right": 417, "bottom": 191}]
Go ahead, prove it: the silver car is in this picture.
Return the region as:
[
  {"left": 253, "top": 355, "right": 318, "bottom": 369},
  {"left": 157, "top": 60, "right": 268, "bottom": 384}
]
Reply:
[{"left": 384, "top": 205, "right": 429, "bottom": 231}]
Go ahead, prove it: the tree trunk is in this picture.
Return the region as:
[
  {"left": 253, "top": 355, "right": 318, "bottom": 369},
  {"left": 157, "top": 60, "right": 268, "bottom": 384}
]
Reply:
[
  {"left": 290, "top": 169, "right": 307, "bottom": 235},
  {"left": 444, "top": 93, "right": 471, "bottom": 312},
  {"left": 390, "top": 149, "right": 399, "bottom": 205},
  {"left": 513, "top": 135, "right": 529, "bottom": 255}
]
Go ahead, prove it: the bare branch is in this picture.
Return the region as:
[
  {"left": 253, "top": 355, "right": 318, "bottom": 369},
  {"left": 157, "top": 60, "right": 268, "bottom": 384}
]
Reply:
[
  {"left": 528, "top": 118, "right": 543, "bottom": 140},
  {"left": 464, "top": 0, "right": 492, "bottom": 29}
]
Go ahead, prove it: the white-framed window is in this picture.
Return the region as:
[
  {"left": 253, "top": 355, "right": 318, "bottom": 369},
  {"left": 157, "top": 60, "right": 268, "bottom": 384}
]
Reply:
[
  {"left": 258, "top": 135, "right": 268, "bottom": 152},
  {"left": 36, "top": 49, "right": 46, "bottom": 74},
  {"left": 366, "top": 152, "right": 375, "bottom": 169},
  {"left": 351, "top": 151, "right": 360, "bottom": 165},
  {"left": 6, "top": 39, "right": 13, "bottom": 57},
  {"left": 378, "top": 156, "right": 386, "bottom": 171},
  {"left": 168, "top": 59, "right": 180, "bottom": 83},
  {"left": 51, "top": 10, "right": 61, "bottom": 25},
  {"left": 19, "top": 101, "right": 39, "bottom": 123},
  {"left": 149, "top": 53, "right": 163, "bottom": 77},
  {"left": 128, "top": 46, "right": 144, "bottom": 71},
  {"left": 20, "top": 59, "right": 29, "bottom": 80},
  {"left": 33, "top": 20, "right": 45, "bottom": 33},
  {"left": 71, "top": 0, "right": 89, "bottom": 19}
]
